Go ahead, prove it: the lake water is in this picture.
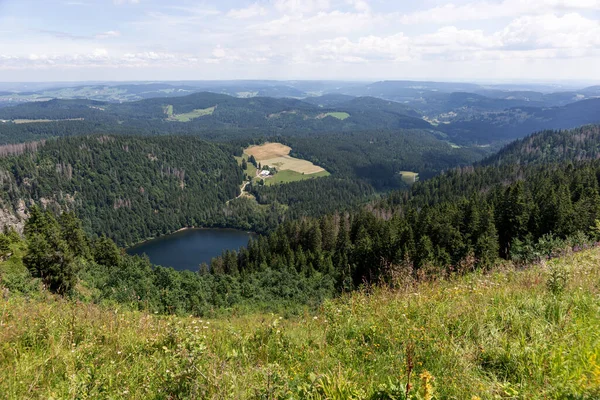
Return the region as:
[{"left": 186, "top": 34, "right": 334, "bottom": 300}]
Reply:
[{"left": 127, "top": 228, "right": 255, "bottom": 271}]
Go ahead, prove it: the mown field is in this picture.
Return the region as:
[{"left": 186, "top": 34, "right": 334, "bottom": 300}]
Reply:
[
  {"left": 399, "top": 171, "right": 419, "bottom": 185},
  {"left": 1, "top": 247, "right": 599, "bottom": 399},
  {"left": 318, "top": 112, "right": 350, "bottom": 120},
  {"left": 265, "top": 169, "right": 330, "bottom": 186},
  {"left": 164, "top": 105, "right": 215, "bottom": 122},
  {"left": 244, "top": 143, "right": 329, "bottom": 185}
]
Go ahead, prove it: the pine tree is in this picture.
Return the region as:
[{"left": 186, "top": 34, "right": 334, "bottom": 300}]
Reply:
[
  {"left": 59, "top": 211, "right": 90, "bottom": 259},
  {"left": 0, "top": 234, "right": 10, "bottom": 259},
  {"left": 93, "top": 236, "right": 122, "bottom": 267},
  {"left": 23, "top": 210, "right": 78, "bottom": 295}
]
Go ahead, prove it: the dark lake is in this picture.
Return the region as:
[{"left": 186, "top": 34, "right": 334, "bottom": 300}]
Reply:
[{"left": 127, "top": 228, "right": 255, "bottom": 271}]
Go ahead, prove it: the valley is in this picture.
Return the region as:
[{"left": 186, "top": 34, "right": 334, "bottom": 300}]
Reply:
[
  {"left": 1, "top": 81, "right": 600, "bottom": 399},
  {"left": 4, "top": 0, "right": 600, "bottom": 396}
]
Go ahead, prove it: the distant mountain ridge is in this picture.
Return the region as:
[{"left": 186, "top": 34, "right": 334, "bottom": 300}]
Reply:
[{"left": 0, "top": 91, "right": 432, "bottom": 134}]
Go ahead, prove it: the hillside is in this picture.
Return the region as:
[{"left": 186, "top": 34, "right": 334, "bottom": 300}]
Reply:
[
  {"left": 0, "top": 130, "right": 487, "bottom": 244},
  {"left": 0, "top": 135, "right": 243, "bottom": 245},
  {"left": 440, "top": 98, "right": 600, "bottom": 144},
  {"left": 2, "top": 123, "right": 600, "bottom": 398},
  {"left": 0, "top": 92, "right": 431, "bottom": 137},
  {"left": 482, "top": 125, "right": 600, "bottom": 167},
  {"left": 2, "top": 246, "right": 599, "bottom": 398},
  {"left": 2, "top": 90, "right": 599, "bottom": 147}
]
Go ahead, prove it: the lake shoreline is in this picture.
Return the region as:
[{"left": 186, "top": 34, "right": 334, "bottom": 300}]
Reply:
[
  {"left": 126, "top": 226, "right": 257, "bottom": 250},
  {"left": 126, "top": 228, "right": 256, "bottom": 271}
]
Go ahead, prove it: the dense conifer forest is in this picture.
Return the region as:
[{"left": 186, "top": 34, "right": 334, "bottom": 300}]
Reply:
[{"left": 3, "top": 126, "right": 600, "bottom": 318}]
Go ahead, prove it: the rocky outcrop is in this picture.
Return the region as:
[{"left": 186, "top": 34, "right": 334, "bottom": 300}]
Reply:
[{"left": 0, "top": 199, "right": 28, "bottom": 234}]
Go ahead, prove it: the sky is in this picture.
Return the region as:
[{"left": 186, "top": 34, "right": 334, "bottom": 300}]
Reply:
[{"left": 0, "top": 0, "right": 599, "bottom": 82}]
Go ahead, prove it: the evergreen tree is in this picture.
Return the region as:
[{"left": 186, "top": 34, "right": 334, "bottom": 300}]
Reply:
[
  {"left": 23, "top": 210, "right": 78, "bottom": 295},
  {"left": 92, "top": 236, "right": 122, "bottom": 267},
  {"left": 0, "top": 234, "right": 10, "bottom": 259}
]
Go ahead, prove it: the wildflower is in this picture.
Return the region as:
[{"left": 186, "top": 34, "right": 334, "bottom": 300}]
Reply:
[
  {"left": 313, "top": 316, "right": 318, "bottom": 320},
  {"left": 419, "top": 371, "right": 434, "bottom": 400}
]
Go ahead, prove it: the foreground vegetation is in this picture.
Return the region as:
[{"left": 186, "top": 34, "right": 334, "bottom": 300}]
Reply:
[{"left": 1, "top": 247, "right": 599, "bottom": 398}]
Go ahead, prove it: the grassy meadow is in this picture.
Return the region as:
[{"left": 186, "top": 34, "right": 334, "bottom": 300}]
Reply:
[
  {"left": 164, "top": 105, "right": 215, "bottom": 122},
  {"left": 1, "top": 246, "right": 600, "bottom": 399},
  {"left": 320, "top": 112, "right": 350, "bottom": 120},
  {"left": 265, "top": 169, "right": 330, "bottom": 186},
  {"left": 243, "top": 142, "right": 330, "bottom": 185},
  {"left": 399, "top": 171, "right": 419, "bottom": 185}
]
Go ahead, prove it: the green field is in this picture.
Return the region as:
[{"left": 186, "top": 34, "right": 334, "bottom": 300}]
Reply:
[
  {"left": 399, "top": 170, "right": 419, "bottom": 185},
  {"left": 323, "top": 112, "right": 350, "bottom": 120},
  {"left": 265, "top": 169, "right": 330, "bottom": 185},
  {"left": 165, "top": 105, "right": 215, "bottom": 122},
  {"left": 163, "top": 104, "right": 174, "bottom": 118},
  {"left": 2, "top": 245, "right": 600, "bottom": 398},
  {"left": 234, "top": 154, "right": 257, "bottom": 181},
  {"left": 236, "top": 154, "right": 328, "bottom": 186}
]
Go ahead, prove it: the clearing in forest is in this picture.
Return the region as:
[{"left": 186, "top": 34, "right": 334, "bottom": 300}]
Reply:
[
  {"left": 164, "top": 105, "right": 215, "bottom": 122},
  {"left": 13, "top": 118, "right": 84, "bottom": 124},
  {"left": 242, "top": 142, "right": 329, "bottom": 185},
  {"left": 399, "top": 171, "right": 419, "bottom": 185},
  {"left": 317, "top": 112, "right": 350, "bottom": 120}
]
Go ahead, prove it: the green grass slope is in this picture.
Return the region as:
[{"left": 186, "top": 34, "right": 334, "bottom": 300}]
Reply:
[{"left": 1, "top": 248, "right": 599, "bottom": 399}]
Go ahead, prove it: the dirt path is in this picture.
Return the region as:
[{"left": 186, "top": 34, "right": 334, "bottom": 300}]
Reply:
[
  {"left": 237, "top": 181, "right": 250, "bottom": 198},
  {"left": 227, "top": 181, "right": 251, "bottom": 204}
]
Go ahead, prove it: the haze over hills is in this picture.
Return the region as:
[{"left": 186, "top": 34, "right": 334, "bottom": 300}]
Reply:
[
  {"left": 1, "top": 87, "right": 599, "bottom": 146},
  {"left": 1, "top": 80, "right": 598, "bottom": 106}
]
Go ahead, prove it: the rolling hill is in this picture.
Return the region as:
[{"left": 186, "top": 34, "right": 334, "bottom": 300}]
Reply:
[
  {"left": 439, "top": 98, "right": 600, "bottom": 144},
  {"left": 0, "top": 92, "right": 433, "bottom": 138}
]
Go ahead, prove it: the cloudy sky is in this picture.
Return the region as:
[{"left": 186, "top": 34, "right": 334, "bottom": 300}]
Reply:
[{"left": 0, "top": 0, "right": 599, "bottom": 82}]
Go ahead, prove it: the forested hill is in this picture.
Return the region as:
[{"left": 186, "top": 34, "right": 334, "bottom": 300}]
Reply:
[
  {"left": 481, "top": 125, "right": 600, "bottom": 167},
  {"left": 204, "top": 126, "right": 600, "bottom": 294},
  {"left": 0, "top": 135, "right": 243, "bottom": 245},
  {"left": 0, "top": 92, "right": 430, "bottom": 138},
  {"left": 438, "top": 98, "right": 600, "bottom": 144},
  {"left": 2, "top": 91, "right": 599, "bottom": 147},
  {"left": 383, "top": 125, "right": 600, "bottom": 210}
]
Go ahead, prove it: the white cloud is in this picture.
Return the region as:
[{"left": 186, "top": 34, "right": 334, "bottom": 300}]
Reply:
[
  {"left": 400, "top": 0, "right": 600, "bottom": 24},
  {"left": 95, "top": 30, "right": 121, "bottom": 39},
  {"left": 346, "top": 0, "right": 370, "bottom": 13},
  {"left": 499, "top": 13, "right": 600, "bottom": 49},
  {"left": 227, "top": 3, "right": 267, "bottom": 19},
  {"left": 307, "top": 34, "right": 411, "bottom": 62},
  {"left": 113, "top": 0, "right": 140, "bottom": 4},
  {"left": 274, "top": 0, "right": 330, "bottom": 14},
  {"left": 212, "top": 46, "right": 227, "bottom": 58},
  {"left": 306, "top": 13, "right": 600, "bottom": 64},
  {"left": 3, "top": 0, "right": 600, "bottom": 80},
  {"left": 92, "top": 48, "right": 109, "bottom": 58},
  {"left": 256, "top": 10, "right": 382, "bottom": 36}
]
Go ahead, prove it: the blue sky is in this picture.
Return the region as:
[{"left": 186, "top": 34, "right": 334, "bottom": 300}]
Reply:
[{"left": 0, "top": 0, "right": 599, "bottom": 82}]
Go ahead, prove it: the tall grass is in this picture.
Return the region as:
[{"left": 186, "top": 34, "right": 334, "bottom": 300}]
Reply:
[{"left": 1, "top": 248, "right": 600, "bottom": 398}]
